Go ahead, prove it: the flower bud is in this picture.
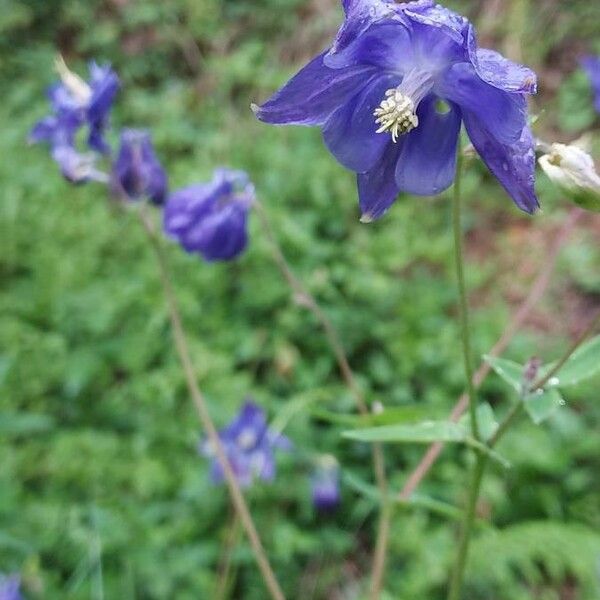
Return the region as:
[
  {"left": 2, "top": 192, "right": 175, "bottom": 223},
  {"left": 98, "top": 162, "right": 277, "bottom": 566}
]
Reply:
[
  {"left": 163, "top": 168, "right": 254, "bottom": 262},
  {"left": 538, "top": 143, "right": 600, "bottom": 212},
  {"left": 311, "top": 455, "right": 341, "bottom": 512},
  {"left": 111, "top": 129, "right": 168, "bottom": 204}
]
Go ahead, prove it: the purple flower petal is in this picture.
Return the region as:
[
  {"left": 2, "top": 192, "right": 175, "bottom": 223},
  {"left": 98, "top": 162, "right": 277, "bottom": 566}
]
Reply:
[
  {"left": 323, "top": 73, "right": 400, "bottom": 172},
  {"left": 87, "top": 62, "right": 120, "bottom": 153},
  {"left": 182, "top": 203, "right": 249, "bottom": 261},
  {"left": 467, "top": 28, "right": 537, "bottom": 94},
  {"left": 464, "top": 114, "right": 539, "bottom": 213},
  {"left": 395, "top": 96, "right": 462, "bottom": 195},
  {"left": 438, "top": 62, "right": 527, "bottom": 144},
  {"left": 325, "top": 21, "right": 413, "bottom": 70},
  {"left": 254, "top": 52, "right": 378, "bottom": 126},
  {"left": 357, "top": 140, "right": 402, "bottom": 221},
  {"left": 164, "top": 169, "right": 254, "bottom": 262},
  {"left": 0, "top": 575, "right": 22, "bottom": 600},
  {"left": 199, "top": 399, "right": 289, "bottom": 488},
  {"left": 331, "top": 0, "right": 404, "bottom": 59}
]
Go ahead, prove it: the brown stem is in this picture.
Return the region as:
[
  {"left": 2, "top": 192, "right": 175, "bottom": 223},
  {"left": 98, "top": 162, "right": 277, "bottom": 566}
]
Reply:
[
  {"left": 254, "top": 201, "right": 390, "bottom": 599},
  {"left": 398, "top": 208, "right": 584, "bottom": 501},
  {"left": 137, "top": 208, "right": 286, "bottom": 600}
]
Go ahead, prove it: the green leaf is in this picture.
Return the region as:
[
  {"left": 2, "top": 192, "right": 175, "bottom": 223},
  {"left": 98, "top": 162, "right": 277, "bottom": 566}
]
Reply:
[
  {"left": 343, "top": 420, "right": 468, "bottom": 444},
  {"left": 484, "top": 355, "right": 523, "bottom": 391},
  {"left": 312, "top": 405, "right": 440, "bottom": 428},
  {"left": 525, "top": 388, "right": 565, "bottom": 425},
  {"left": 548, "top": 335, "right": 600, "bottom": 387}
]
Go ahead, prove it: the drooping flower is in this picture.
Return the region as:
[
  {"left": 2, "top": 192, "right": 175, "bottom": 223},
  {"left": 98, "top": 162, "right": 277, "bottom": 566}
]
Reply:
[
  {"left": 199, "top": 400, "right": 291, "bottom": 488},
  {"left": 580, "top": 55, "right": 600, "bottom": 114},
  {"left": 254, "top": 0, "right": 539, "bottom": 220},
  {"left": 111, "top": 129, "right": 168, "bottom": 204},
  {"left": 311, "top": 455, "right": 341, "bottom": 512},
  {"left": 29, "top": 57, "right": 120, "bottom": 155},
  {"left": 0, "top": 575, "right": 21, "bottom": 600},
  {"left": 538, "top": 142, "right": 600, "bottom": 212},
  {"left": 163, "top": 168, "right": 254, "bottom": 262}
]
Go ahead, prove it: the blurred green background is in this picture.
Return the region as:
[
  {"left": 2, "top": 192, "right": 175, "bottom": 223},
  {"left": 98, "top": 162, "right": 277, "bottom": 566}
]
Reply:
[{"left": 1, "top": 0, "right": 600, "bottom": 598}]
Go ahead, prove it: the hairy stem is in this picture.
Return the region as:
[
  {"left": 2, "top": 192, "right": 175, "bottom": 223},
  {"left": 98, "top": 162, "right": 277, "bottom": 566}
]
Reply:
[
  {"left": 254, "top": 201, "right": 390, "bottom": 598},
  {"left": 137, "top": 208, "right": 286, "bottom": 600}
]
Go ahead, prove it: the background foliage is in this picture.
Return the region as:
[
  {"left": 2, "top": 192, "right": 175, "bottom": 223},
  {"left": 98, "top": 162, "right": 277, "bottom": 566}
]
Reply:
[{"left": 1, "top": 0, "right": 600, "bottom": 598}]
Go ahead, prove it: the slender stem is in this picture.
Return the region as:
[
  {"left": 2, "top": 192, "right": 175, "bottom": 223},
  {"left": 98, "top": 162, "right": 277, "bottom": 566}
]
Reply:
[
  {"left": 447, "top": 454, "right": 486, "bottom": 600},
  {"left": 452, "top": 151, "right": 480, "bottom": 441},
  {"left": 398, "top": 208, "right": 583, "bottom": 501},
  {"left": 447, "top": 150, "right": 483, "bottom": 600},
  {"left": 137, "top": 208, "right": 286, "bottom": 600},
  {"left": 254, "top": 201, "right": 390, "bottom": 599}
]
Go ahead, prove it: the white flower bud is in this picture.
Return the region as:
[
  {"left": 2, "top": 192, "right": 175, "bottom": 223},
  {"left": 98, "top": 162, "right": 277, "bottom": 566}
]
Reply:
[{"left": 538, "top": 143, "right": 600, "bottom": 212}]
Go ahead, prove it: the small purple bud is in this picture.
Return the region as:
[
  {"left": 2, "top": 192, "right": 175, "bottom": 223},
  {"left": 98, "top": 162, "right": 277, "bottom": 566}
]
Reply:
[
  {"left": 311, "top": 455, "right": 341, "bottom": 512},
  {"left": 163, "top": 168, "right": 254, "bottom": 262},
  {"left": 111, "top": 129, "right": 168, "bottom": 204},
  {"left": 521, "top": 356, "right": 542, "bottom": 395}
]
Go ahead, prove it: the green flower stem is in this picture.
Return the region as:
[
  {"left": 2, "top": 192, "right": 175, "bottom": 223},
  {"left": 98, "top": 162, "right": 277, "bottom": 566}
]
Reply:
[
  {"left": 137, "top": 208, "right": 286, "bottom": 600},
  {"left": 447, "top": 453, "right": 487, "bottom": 600},
  {"left": 452, "top": 151, "right": 480, "bottom": 442},
  {"left": 447, "top": 149, "right": 483, "bottom": 600}
]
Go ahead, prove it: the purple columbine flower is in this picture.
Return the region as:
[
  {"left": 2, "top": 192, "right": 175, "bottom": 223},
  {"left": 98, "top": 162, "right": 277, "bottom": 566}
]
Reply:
[
  {"left": 29, "top": 57, "right": 120, "bottom": 156},
  {"left": 254, "top": 0, "right": 539, "bottom": 220},
  {"left": 111, "top": 129, "right": 168, "bottom": 204},
  {"left": 311, "top": 455, "right": 341, "bottom": 512},
  {"left": 580, "top": 55, "right": 600, "bottom": 114},
  {"left": 0, "top": 575, "right": 21, "bottom": 600},
  {"left": 199, "top": 400, "right": 291, "bottom": 488},
  {"left": 163, "top": 168, "right": 254, "bottom": 262}
]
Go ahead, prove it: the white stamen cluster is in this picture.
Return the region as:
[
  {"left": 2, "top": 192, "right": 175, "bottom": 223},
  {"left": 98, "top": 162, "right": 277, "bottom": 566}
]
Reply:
[{"left": 374, "top": 88, "right": 419, "bottom": 142}]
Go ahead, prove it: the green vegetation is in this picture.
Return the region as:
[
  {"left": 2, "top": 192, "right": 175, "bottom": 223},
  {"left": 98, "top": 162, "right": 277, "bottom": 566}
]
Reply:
[{"left": 1, "top": 1, "right": 599, "bottom": 598}]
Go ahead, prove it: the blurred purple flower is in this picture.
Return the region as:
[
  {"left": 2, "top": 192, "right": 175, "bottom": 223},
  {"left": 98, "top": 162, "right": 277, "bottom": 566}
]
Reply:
[
  {"left": 311, "top": 455, "right": 341, "bottom": 512},
  {"left": 111, "top": 129, "right": 168, "bottom": 204},
  {"left": 199, "top": 400, "right": 291, "bottom": 488},
  {"left": 254, "top": 0, "right": 539, "bottom": 220},
  {"left": 580, "top": 55, "right": 600, "bottom": 113},
  {"left": 52, "top": 145, "right": 108, "bottom": 184},
  {"left": 0, "top": 575, "right": 21, "bottom": 600},
  {"left": 163, "top": 168, "right": 254, "bottom": 262},
  {"left": 29, "top": 58, "right": 120, "bottom": 155}
]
